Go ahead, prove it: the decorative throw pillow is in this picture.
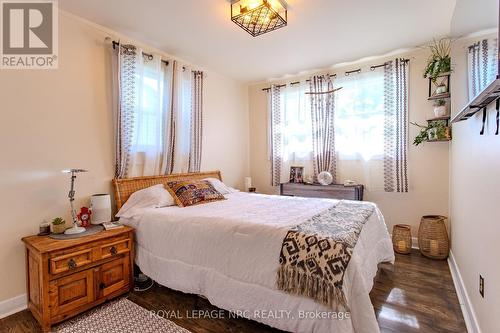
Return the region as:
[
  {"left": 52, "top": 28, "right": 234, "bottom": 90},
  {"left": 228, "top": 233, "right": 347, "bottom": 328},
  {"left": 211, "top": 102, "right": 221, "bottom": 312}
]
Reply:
[{"left": 166, "top": 180, "right": 226, "bottom": 207}]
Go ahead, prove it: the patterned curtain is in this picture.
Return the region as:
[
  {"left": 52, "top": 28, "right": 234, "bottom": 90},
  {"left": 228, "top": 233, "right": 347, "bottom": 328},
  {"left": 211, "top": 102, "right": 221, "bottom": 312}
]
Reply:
[
  {"left": 113, "top": 44, "right": 138, "bottom": 179},
  {"left": 468, "top": 38, "right": 498, "bottom": 100},
  {"left": 164, "top": 60, "right": 178, "bottom": 175},
  {"left": 309, "top": 75, "right": 336, "bottom": 182},
  {"left": 188, "top": 71, "right": 204, "bottom": 172},
  {"left": 270, "top": 84, "right": 283, "bottom": 186},
  {"left": 383, "top": 58, "right": 409, "bottom": 192}
]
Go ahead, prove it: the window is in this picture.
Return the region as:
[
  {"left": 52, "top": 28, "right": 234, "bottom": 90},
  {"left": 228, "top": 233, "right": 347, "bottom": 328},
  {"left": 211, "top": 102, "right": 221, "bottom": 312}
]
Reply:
[
  {"left": 133, "top": 60, "right": 166, "bottom": 151},
  {"left": 468, "top": 38, "right": 498, "bottom": 99},
  {"left": 272, "top": 70, "right": 386, "bottom": 163},
  {"left": 114, "top": 45, "right": 204, "bottom": 179},
  {"left": 280, "top": 83, "right": 312, "bottom": 162},
  {"left": 129, "top": 59, "right": 196, "bottom": 175},
  {"left": 335, "top": 70, "right": 385, "bottom": 161},
  {"left": 269, "top": 58, "right": 409, "bottom": 191}
]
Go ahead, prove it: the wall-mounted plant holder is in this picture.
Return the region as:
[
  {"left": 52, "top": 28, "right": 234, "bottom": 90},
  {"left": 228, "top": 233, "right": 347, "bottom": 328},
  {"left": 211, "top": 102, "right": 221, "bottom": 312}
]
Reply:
[
  {"left": 428, "top": 72, "right": 451, "bottom": 100},
  {"left": 411, "top": 116, "right": 451, "bottom": 146},
  {"left": 426, "top": 116, "right": 452, "bottom": 142}
]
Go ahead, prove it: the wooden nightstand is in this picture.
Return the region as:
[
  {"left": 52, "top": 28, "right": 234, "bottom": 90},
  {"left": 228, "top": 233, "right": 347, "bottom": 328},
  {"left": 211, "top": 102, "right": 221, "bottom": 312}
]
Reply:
[{"left": 22, "top": 226, "right": 134, "bottom": 332}]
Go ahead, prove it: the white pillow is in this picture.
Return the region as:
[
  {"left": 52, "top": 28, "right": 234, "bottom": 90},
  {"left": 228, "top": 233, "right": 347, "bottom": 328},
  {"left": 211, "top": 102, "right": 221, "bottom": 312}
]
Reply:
[
  {"left": 116, "top": 184, "right": 174, "bottom": 218},
  {"left": 203, "top": 178, "right": 239, "bottom": 195}
]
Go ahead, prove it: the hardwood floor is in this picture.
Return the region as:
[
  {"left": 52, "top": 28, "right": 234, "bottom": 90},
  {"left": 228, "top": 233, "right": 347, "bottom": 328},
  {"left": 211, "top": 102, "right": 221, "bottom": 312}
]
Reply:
[
  {"left": 371, "top": 251, "right": 466, "bottom": 333},
  {"left": 0, "top": 250, "right": 466, "bottom": 333}
]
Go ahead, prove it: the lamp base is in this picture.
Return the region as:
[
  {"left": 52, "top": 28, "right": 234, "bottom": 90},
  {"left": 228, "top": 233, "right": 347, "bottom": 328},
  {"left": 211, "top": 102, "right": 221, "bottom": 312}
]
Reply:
[{"left": 64, "top": 225, "right": 86, "bottom": 235}]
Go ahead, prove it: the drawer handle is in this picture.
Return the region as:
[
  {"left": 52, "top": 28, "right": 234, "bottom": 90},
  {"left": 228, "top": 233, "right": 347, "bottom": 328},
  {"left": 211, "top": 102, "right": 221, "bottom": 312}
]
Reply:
[
  {"left": 110, "top": 246, "right": 117, "bottom": 256},
  {"left": 67, "top": 258, "right": 77, "bottom": 270}
]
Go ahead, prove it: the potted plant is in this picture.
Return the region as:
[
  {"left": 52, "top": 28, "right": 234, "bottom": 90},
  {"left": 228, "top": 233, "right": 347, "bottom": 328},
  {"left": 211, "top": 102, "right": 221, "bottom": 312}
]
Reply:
[
  {"left": 433, "top": 123, "right": 450, "bottom": 140},
  {"left": 427, "top": 127, "right": 438, "bottom": 140},
  {"left": 434, "top": 84, "right": 448, "bottom": 95},
  {"left": 411, "top": 122, "right": 450, "bottom": 145},
  {"left": 423, "top": 38, "right": 451, "bottom": 82},
  {"left": 433, "top": 99, "right": 448, "bottom": 117},
  {"left": 51, "top": 217, "right": 67, "bottom": 234}
]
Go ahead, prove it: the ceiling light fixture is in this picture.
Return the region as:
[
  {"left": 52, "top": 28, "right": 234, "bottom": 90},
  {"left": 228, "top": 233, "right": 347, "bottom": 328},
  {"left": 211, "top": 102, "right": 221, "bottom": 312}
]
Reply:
[{"left": 231, "top": 0, "right": 287, "bottom": 37}]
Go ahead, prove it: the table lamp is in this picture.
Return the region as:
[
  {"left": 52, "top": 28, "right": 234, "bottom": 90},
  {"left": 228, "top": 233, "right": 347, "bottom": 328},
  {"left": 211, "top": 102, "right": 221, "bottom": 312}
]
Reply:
[{"left": 62, "top": 169, "right": 88, "bottom": 234}]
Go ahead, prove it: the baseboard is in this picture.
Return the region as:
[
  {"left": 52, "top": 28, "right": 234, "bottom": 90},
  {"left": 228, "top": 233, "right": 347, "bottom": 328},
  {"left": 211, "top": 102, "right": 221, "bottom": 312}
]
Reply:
[
  {"left": 0, "top": 294, "right": 27, "bottom": 319},
  {"left": 448, "top": 250, "right": 481, "bottom": 333}
]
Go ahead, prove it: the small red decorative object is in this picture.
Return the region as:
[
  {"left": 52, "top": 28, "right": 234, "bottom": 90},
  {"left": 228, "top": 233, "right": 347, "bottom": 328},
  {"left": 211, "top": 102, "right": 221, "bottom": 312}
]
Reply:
[{"left": 77, "top": 207, "right": 92, "bottom": 227}]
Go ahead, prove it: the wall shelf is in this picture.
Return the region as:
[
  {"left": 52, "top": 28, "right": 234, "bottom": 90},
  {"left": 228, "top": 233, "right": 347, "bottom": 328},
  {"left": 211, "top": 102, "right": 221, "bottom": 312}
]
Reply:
[
  {"left": 452, "top": 78, "right": 500, "bottom": 123},
  {"left": 427, "top": 116, "right": 451, "bottom": 122},
  {"left": 426, "top": 116, "right": 452, "bottom": 142},
  {"left": 427, "top": 138, "right": 451, "bottom": 142},
  {"left": 428, "top": 93, "right": 450, "bottom": 101}
]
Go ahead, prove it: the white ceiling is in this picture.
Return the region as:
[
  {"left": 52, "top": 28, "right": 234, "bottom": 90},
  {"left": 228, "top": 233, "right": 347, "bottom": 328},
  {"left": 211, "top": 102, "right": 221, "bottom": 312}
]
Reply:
[
  {"left": 59, "top": 0, "right": 497, "bottom": 83},
  {"left": 451, "top": 0, "right": 498, "bottom": 36}
]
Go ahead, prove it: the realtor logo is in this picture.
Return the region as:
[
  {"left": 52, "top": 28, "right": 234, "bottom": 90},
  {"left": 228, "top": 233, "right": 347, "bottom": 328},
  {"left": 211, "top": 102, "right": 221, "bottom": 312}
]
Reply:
[{"left": 1, "top": 0, "right": 58, "bottom": 69}]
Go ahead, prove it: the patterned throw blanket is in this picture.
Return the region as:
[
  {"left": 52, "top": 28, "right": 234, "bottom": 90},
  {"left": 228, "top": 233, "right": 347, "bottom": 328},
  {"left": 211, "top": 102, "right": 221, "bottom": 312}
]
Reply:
[{"left": 277, "top": 201, "right": 375, "bottom": 311}]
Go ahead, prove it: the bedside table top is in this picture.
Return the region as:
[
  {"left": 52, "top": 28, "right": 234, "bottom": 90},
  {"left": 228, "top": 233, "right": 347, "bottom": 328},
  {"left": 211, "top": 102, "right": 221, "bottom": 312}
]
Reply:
[
  {"left": 281, "top": 182, "right": 363, "bottom": 188},
  {"left": 22, "top": 226, "right": 134, "bottom": 253}
]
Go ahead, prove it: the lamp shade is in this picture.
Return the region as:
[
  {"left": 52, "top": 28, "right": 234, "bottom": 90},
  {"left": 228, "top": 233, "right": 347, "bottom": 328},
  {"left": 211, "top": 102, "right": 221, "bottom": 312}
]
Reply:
[{"left": 90, "top": 194, "right": 112, "bottom": 224}]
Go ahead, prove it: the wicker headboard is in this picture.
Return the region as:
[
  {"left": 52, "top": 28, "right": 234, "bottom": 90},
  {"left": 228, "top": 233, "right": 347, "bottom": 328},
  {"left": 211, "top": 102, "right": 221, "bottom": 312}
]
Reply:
[{"left": 112, "top": 170, "right": 222, "bottom": 210}]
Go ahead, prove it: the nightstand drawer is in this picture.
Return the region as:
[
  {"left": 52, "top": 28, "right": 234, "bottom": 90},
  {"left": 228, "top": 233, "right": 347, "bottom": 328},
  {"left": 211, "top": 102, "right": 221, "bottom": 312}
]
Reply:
[
  {"left": 99, "top": 238, "right": 131, "bottom": 260},
  {"left": 50, "top": 249, "right": 93, "bottom": 275}
]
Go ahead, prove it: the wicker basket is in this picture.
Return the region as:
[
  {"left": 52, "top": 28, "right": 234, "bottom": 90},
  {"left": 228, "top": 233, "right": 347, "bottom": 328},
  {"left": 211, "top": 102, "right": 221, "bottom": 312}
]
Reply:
[
  {"left": 418, "top": 215, "right": 449, "bottom": 259},
  {"left": 392, "top": 224, "right": 412, "bottom": 254}
]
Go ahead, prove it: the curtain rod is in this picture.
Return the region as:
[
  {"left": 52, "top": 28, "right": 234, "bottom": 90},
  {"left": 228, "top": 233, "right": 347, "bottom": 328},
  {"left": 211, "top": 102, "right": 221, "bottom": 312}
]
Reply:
[
  {"left": 112, "top": 40, "right": 170, "bottom": 67},
  {"left": 261, "top": 58, "right": 410, "bottom": 92},
  {"left": 305, "top": 87, "right": 343, "bottom": 95},
  {"left": 110, "top": 39, "right": 207, "bottom": 77},
  {"left": 468, "top": 41, "right": 481, "bottom": 51}
]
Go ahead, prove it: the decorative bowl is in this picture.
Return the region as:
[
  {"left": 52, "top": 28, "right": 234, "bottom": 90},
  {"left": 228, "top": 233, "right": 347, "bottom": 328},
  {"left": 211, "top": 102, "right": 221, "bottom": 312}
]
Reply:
[{"left": 317, "top": 171, "right": 333, "bottom": 185}]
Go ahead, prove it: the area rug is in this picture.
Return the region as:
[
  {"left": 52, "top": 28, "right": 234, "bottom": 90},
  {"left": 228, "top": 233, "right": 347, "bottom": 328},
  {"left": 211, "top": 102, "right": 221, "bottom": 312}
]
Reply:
[{"left": 55, "top": 298, "right": 190, "bottom": 333}]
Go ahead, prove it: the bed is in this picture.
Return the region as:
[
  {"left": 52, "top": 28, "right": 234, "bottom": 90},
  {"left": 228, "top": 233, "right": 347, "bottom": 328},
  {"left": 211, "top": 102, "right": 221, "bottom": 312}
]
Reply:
[{"left": 112, "top": 171, "right": 394, "bottom": 333}]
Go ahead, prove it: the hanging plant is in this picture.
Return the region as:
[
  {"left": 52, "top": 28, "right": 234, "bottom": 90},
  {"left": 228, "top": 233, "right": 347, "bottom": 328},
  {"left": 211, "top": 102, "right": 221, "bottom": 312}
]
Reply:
[
  {"left": 423, "top": 38, "right": 452, "bottom": 82},
  {"left": 412, "top": 123, "right": 430, "bottom": 146}
]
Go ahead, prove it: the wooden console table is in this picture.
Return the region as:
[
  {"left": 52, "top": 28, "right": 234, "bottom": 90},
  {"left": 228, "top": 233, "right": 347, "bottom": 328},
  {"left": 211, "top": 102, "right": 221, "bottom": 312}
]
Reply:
[{"left": 280, "top": 182, "right": 364, "bottom": 201}]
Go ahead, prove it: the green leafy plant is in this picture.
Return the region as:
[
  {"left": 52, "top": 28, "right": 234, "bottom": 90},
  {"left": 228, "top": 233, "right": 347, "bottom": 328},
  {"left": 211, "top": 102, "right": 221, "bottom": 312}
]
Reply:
[
  {"left": 412, "top": 123, "right": 430, "bottom": 146},
  {"left": 435, "top": 123, "right": 448, "bottom": 138},
  {"left": 424, "top": 38, "right": 452, "bottom": 82},
  {"left": 411, "top": 122, "right": 449, "bottom": 146},
  {"left": 52, "top": 217, "right": 66, "bottom": 225},
  {"left": 434, "top": 99, "right": 446, "bottom": 107}
]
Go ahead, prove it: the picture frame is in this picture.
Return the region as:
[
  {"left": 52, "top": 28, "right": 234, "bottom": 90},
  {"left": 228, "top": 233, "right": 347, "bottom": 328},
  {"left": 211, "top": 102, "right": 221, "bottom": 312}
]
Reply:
[{"left": 289, "top": 166, "right": 304, "bottom": 183}]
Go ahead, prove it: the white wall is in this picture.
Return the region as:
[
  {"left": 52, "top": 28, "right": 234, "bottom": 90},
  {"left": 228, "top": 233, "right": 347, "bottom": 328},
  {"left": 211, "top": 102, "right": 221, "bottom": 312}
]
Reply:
[
  {"left": 248, "top": 47, "right": 450, "bottom": 237},
  {"left": 0, "top": 12, "right": 249, "bottom": 303},
  {"left": 449, "top": 32, "right": 500, "bottom": 333}
]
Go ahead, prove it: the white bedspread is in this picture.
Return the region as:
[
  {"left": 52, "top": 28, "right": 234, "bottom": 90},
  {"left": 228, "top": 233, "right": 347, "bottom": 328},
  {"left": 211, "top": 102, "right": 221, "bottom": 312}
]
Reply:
[{"left": 121, "top": 192, "right": 394, "bottom": 333}]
